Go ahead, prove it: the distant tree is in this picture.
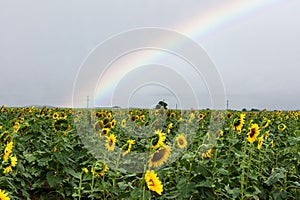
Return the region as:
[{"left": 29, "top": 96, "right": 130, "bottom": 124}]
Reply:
[
  {"left": 156, "top": 100, "right": 168, "bottom": 109},
  {"left": 242, "top": 108, "right": 247, "bottom": 112}
]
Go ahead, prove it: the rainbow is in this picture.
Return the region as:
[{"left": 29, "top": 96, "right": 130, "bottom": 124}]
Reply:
[{"left": 72, "top": 0, "right": 282, "bottom": 108}]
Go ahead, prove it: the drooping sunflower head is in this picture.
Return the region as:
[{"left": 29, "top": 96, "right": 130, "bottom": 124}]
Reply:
[
  {"left": 106, "top": 134, "right": 116, "bottom": 151},
  {"left": 247, "top": 123, "right": 260, "bottom": 143},
  {"left": 261, "top": 118, "right": 271, "bottom": 129},
  {"left": 152, "top": 130, "right": 166, "bottom": 150},
  {"left": 94, "top": 120, "right": 104, "bottom": 132},
  {"left": 176, "top": 134, "right": 187, "bottom": 149},
  {"left": 257, "top": 135, "right": 264, "bottom": 150},
  {"left": 92, "top": 162, "right": 109, "bottom": 177},
  {"left": 149, "top": 145, "right": 171, "bottom": 168},
  {"left": 144, "top": 170, "right": 163, "bottom": 195},
  {"left": 233, "top": 113, "right": 246, "bottom": 132}
]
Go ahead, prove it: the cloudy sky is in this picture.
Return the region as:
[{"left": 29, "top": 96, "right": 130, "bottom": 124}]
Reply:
[{"left": 1, "top": 0, "right": 299, "bottom": 110}]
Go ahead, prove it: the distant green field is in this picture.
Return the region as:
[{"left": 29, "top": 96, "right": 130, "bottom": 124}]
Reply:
[{"left": 0, "top": 105, "right": 299, "bottom": 199}]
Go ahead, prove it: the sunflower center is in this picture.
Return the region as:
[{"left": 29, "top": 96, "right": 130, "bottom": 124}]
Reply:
[
  {"left": 250, "top": 129, "right": 256, "bottom": 137},
  {"left": 108, "top": 139, "right": 113, "bottom": 147},
  {"left": 148, "top": 179, "right": 155, "bottom": 186},
  {"left": 178, "top": 138, "right": 184, "bottom": 146},
  {"left": 234, "top": 119, "right": 241, "bottom": 126},
  {"left": 151, "top": 148, "right": 166, "bottom": 162}
]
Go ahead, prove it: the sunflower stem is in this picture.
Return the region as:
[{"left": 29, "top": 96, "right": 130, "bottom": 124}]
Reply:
[{"left": 240, "top": 140, "right": 248, "bottom": 200}]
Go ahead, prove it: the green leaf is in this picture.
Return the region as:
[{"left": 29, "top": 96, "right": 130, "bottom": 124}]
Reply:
[
  {"left": 63, "top": 167, "right": 81, "bottom": 179},
  {"left": 265, "top": 168, "right": 285, "bottom": 186},
  {"left": 46, "top": 171, "right": 64, "bottom": 188},
  {"left": 130, "top": 188, "right": 142, "bottom": 199}
]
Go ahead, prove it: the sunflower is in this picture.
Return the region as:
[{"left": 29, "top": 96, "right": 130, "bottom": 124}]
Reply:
[
  {"left": 188, "top": 113, "right": 195, "bottom": 122},
  {"left": 106, "top": 134, "right": 116, "bottom": 151},
  {"left": 233, "top": 113, "right": 246, "bottom": 133},
  {"left": 91, "top": 162, "right": 109, "bottom": 177},
  {"left": 265, "top": 130, "right": 270, "bottom": 140},
  {"left": 94, "top": 120, "right": 104, "bottom": 131},
  {"left": 82, "top": 168, "right": 89, "bottom": 174},
  {"left": 100, "top": 128, "right": 110, "bottom": 137},
  {"left": 202, "top": 149, "right": 213, "bottom": 159},
  {"left": 278, "top": 123, "right": 286, "bottom": 131},
  {"left": 257, "top": 135, "right": 264, "bottom": 150},
  {"left": 145, "top": 170, "right": 163, "bottom": 195},
  {"left": 121, "top": 119, "right": 126, "bottom": 128},
  {"left": 3, "top": 141, "right": 13, "bottom": 161},
  {"left": 0, "top": 189, "right": 10, "bottom": 200},
  {"left": 226, "top": 112, "right": 233, "bottom": 119},
  {"left": 149, "top": 145, "right": 171, "bottom": 168},
  {"left": 152, "top": 130, "right": 166, "bottom": 150},
  {"left": 52, "top": 112, "right": 59, "bottom": 120},
  {"left": 261, "top": 118, "right": 271, "bottom": 129},
  {"left": 167, "top": 123, "right": 173, "bottom": 134},
  {"left": 10, "top": 156, "right": 17, "bottom": 167},
  {"left": 169, "top": 112, "right": 176, "bottom": 118},
  {"left": 198, "top": 113, "right": 205, "bottom": 120},
  {"left": 176, "top": 134, "right": 187, "bottom": 149},
  {"left": 122, "top": 139, "right": 135, "bottom": 156},
  {"left": 247, "top": 123, "right": 260, "bottom": 143},
  {"left": 3, "top": 166, "right": 12, "bottom": 174},
  {"left": 110, "top": 119, "right": 116, "bottom": 128}
]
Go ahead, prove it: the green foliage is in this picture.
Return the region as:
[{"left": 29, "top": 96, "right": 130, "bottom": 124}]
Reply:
[{"left": 0, "top": 106, "right": 299, "bottom": 199}]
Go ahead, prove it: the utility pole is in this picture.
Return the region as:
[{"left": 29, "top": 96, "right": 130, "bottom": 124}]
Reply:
[
  {"left": 87, "top": 96, "right": 89, "bottom": 109},
  {"left": 226, "top": 100, "right": 229, "bottom": 110}
]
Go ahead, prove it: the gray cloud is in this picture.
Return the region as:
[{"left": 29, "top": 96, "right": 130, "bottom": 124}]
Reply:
[{"left": 0, "top": 1, "right": 299, "bottom": 110}]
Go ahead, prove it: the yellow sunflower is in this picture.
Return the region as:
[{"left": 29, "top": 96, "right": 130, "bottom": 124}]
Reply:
[
  {"left": 247, "top": 123, "right": 260, "bottom": 143},
  {"left": 202, "top": 149, "right": 213, "bottom": 159},
  {"left": 152, "top": 130, "right": 166, "bottom": 150},
  {"left": 278, "top": 123, "right": 286, "bottom": 131},
  {"left": 233, "top": 113, "right": 246, "bottom": 133},
  {"left": 145, "top": 170, "right": 163, "bottom": 195},
  {"left": 257, "top": 135, "right": 264, "bottom": 150},
  {"left": 198, "top": 113, "right": 205, "bottom": 120},
  {"left": 94, "top": 120, "right": 104, "bottom": 132},
  {"left": 261, "top": 118, "right": 271, "bottom": 129},
  {"left": 149, "top": 145, "right": 171, "bottom": 168},
  {"left": 122, "top": 139, "right": 136, "bottom": 156},
  {"left": 265, "top": 130, "right": 270, "bottom": 140},
  {"left": 0, "top": 189, "right": 10, "bottom": 200},
  {"left": 110, "top": 119, "right": 116, "bottom": 129},
  {"left": 52, "top": 112, "right": 59, "bottom": 120},
  {"left": 106, "top": 134, "right": 116, "bottom": 151},
  {"left": 3, "top": 141, "right": 13, "bottom": 161},
  {"left": 188, "top": 113, "right": 195, "bottom": 122},
  {"left": 121, "top": 119, "right": 126, "bottom": 128},
  {"left": 100, "top": 128, "right": 110, "bottom": 137},
  {"left": 91, "top": 162, "right": 109, "bottom": 177},
  {"left": 10, "top": 156, "right": 17, "bottom": 167},
  {"left": 3, "top": 166, "right": 12, "bottom": 174},
  {"left": 167, "top": 123, "right": 173, "bottom": 134},
  {"left": 176, "top": 134, "right": 187, "bottom": 149}
]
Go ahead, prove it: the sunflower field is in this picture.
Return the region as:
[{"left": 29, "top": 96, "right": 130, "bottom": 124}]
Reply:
[{"left": 0, "top": 105, "right": 299, "bottom": 199}]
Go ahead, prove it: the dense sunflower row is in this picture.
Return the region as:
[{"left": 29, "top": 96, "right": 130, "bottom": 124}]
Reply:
[{"left": 0, "top": 105, "right": 299, "bottom": 199}]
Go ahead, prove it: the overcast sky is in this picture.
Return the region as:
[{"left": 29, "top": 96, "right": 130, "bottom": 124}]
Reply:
[{"left": 1, "top": 1, "right": 299, "bottom": 110}]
